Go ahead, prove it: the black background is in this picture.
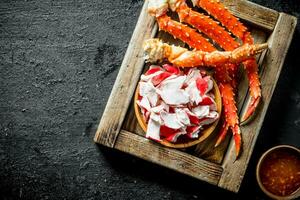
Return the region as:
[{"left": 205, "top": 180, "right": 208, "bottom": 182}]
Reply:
[{"left": 0, "top": 0, "right": 299, "bottom": 199}]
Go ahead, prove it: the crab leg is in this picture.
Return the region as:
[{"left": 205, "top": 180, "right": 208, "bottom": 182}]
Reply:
[
  {"left": 143, "top": 39, "right": 267, "bottom": 157},
  {"left": 146, "top": 0, "right": 267, "bottom": 157},
  {"left": 170, "top": 0, "right": 242, "bottom": 146},
  {"left": 194, "top": 0, "right": 262, "bottom": 122},
  {"left": 157, "top": 15, "right": 216, "bottom": 51},
  {"left": 156, "top": 15, "right": 236, "bottom": 75},
  {"left": 143, "top": 39, "right": 267, "bottom": 67},
  {"left": 193, "top": 0, "right": 247, "bottom": 39},
  {"left": 170, "top": 1, "right": 239, "bottom": 51}
]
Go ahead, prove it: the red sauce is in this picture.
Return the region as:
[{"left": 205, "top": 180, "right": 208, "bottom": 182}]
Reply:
[{"left": 260, "top": 148, "right": 300, "bottom": 196}]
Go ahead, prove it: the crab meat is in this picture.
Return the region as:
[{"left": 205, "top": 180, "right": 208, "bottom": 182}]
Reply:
[
  {"left": 200, "top": 95, "right": 215, "bottom": 105},
  {"left": 175, "top": 108, "right": 191, "bottom": 126},
  {"left": 198, "top": 111, "right": 219, "bottom": 126},
  {"left": 146, "top": 118, "right": 161, "bottom": 141},
  {"left": 185, "top": 80, "right": 202, "bottom": 104},
  {"left": 163, "top": 64, "right": 180, "bottom": 75},
  {"left": 183, "top": 108, "right": 201, "bottom": 125},
  {"left": 186, "top": 126, "right": 201, "bottom": 139},
  {"left": 159, "top": 75, "right": 186, "bottom": 91},
  {"left": 196, "top": 76, "right": 213, "bottom": 96},
  {"left": 150, "top": 112, "right": 162, "bottom": 124},
  {"left": 151, "top": 104, "right": 165, "bottom": 113},
  {"left": 158, "top": 75, "right": 190, "bottom": 105},
  {"left": 185, "top": 68, "right": 201, "bottom": 85},
  {"left": 138, "top": 96, "right": 151, "bottom": 111},
  {"left": 165, "top": 130, "right": 186, "bottom": 142},
  {"left": 160, "top": 111, "right": 184, "bottom": 129},
  {"left": 192, "top": 105, "right": 210, "bottom": 118},
  {"left": 160, "top": 89, "right": 189, "bottom": 105},
  {"left": 145, "top": 65, "right": 163, "bottom": 75},
  {"left": 141, "top": 70, "right": 163, "bottom": 82},
  {"left": 138, "top": 67, "right": 219, "bottom": 143},
  {"left": 139, "top": 81, "right": 159, "bottom": 106}
]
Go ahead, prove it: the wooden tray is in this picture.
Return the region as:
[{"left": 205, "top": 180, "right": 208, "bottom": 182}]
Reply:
[{"left": 94, "top": 0, "right": 297, "bottom": 192}]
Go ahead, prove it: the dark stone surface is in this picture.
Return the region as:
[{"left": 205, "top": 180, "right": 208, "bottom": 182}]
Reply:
[{"left": 0, "top": 0, "right": 299, "bottom": 199}]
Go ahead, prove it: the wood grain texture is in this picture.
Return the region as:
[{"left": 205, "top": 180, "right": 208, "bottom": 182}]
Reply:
[
  {"left": 218, "top": 13, "right": 297, "bottom": 193},
  {"left": 115, "top": 130, "right": 223, "bottom": 185},
  {"left": 94, "top": 1, "right": 157, "bottom": 147},
  {"left": 222, "top": 0, "right": 279, "bottom": 31}
]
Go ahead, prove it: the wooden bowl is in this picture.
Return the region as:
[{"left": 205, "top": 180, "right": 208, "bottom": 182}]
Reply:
[
  {"left": 134, "top": 78, "right": 222, "bottom": 148},
  {"left": 256, "top": 145, "right": 300, "bottom": 199}
]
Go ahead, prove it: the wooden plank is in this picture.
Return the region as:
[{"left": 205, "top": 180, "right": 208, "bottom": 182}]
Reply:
[
  {"left": 222, "top": 0, "right": 279, "bottom": 31},
  {"left": 115, "top": 130, "right": 223, "bottom": 185},
  {"left": 122, "top": 101, "right": 145, "bottom": 136},
  {"left": 94, "top": 1, "right": 157, "bottom": 147},
  {"left": 218, "top": 13, "right": 297, "bottom": 193}
]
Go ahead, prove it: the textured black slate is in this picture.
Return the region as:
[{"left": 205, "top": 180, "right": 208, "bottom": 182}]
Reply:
[{"left": 0, "top": 0, "right": 299, "bottom": 199}]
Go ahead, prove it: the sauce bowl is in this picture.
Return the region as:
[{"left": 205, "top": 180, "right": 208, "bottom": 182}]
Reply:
[{"left": 256, "top": 145, "right": 300, "bottom": 199}]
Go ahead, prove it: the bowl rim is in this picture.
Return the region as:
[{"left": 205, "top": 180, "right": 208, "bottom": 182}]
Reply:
[
  {"left": 256, "top": 144, "right": 300, "bottom": 200},
  {"left": 134, "top": 75, "right": 222, "bottom": 148}
]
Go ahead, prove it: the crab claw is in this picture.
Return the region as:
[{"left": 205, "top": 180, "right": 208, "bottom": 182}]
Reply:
[
  {"left": 218, "top": 82, "right": 242, "bottom": 159},
  {"left": 241, "top": 58, "right": 262, "bottom": 123},
  {"left": 241, "top": 96, "right": 261, "bottom": 123},
  {"left": 214, "top": 121, "right": 229, "bottom": 147},
  {"left": 232, "top": 125, "right": 242, "bottom": 158}
]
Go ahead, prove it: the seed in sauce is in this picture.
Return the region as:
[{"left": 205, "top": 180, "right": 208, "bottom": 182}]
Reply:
[{"left": 260, "top": 148, "right": 300, "bottom": 196}]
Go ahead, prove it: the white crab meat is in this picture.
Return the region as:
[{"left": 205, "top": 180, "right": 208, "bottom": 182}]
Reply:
[
  {"left": 185, "top": 81, "right": 202, "bottom": 104},
  {"left": 138, "top": 66, "right": 219, "bottom": 143},
  {"left": 158, "top": 75, "right": 189, "bottom": 105},
  {"left": 192, "top": 105, "right": 210, "bottom": 118},
  {"left": 187, "top": 126, "right": 201, "bottom": 139},
  {"left": 159, "top": 75, "right": 186, "bottom": 91},
  {"left": 175, "top": 108, "right": 190, "bottom": 126},
  {"left": 185, "top": 68, "right": 201, "bottom": 85},
  {"left": 160, "top": 101, "right": 170, "bottom": 112},
  {"left": 207, "top": 111, "right": 219, "bottom": 119},
  {"left": 160, "top": 88, "right": 189, "bottom": 105},
  {"left": 139, "top": 81, "right": 159, "bottom": 106},
  {"left": 199, "top": 111, "right": 219, "bottom": 126},
  {"left": 206, "top": 77, "right": 214, "bottom": 93},
  {"left": 160, "top": 111, "right": 184, "bottom": 129},
  {"left": 150, "top": 112, "right": 162, "bottom": 124},
  {"left": 138, "top": 97, "right": 151, "bottom": 111},
  {"left": 140, "top": 70, "right": 163, "bottom": 82},
  {"left": 139, "top": 81, "right": 156, "bottom": 97},
  {"left": 147, "top": 93, "right": 159, "bottom": 107},
  {"left": 151, "top": 104, "right": 165, "bottom": 113},
  {"left": 146, "top": 118, "right": 161, "bottom": 141}
]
